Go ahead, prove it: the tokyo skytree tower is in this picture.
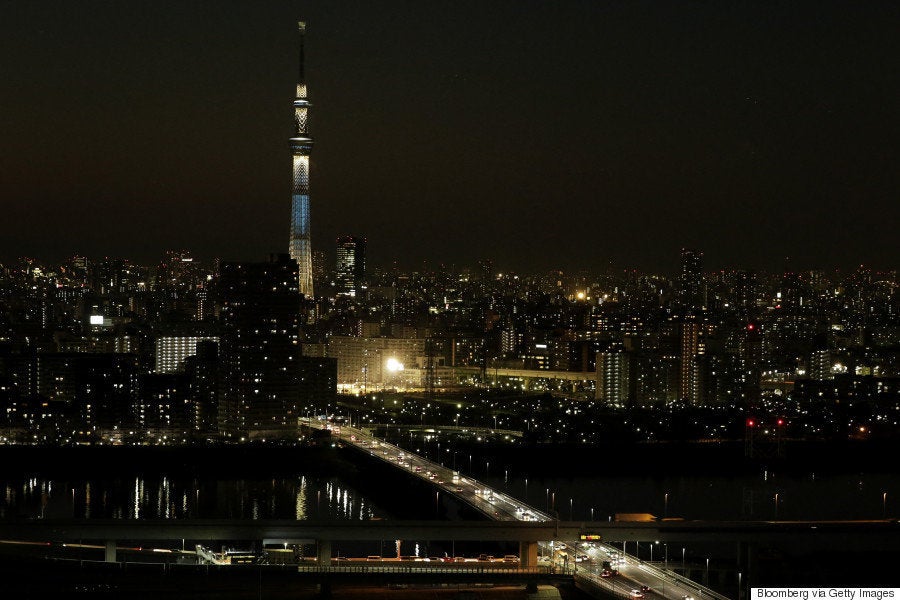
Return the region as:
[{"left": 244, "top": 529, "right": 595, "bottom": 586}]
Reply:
[{"left": 289, "top": 21, "right": 314, "bottom": 297}]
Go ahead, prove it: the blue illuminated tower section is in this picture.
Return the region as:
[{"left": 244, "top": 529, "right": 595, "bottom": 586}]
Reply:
[{"left": 289, "top": 21, "right": 314, "bottom": 297}]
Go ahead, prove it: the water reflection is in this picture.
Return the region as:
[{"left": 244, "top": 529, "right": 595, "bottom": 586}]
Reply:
[{"left": 0, "top": 474, "right": 382, "bottom": 521}]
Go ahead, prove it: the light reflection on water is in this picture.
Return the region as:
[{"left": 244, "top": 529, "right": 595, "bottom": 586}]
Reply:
[{"left": 0, "top": 475, "right": 381, "bottom": 521}]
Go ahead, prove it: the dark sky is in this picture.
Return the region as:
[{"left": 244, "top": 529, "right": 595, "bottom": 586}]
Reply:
[{"left": 1, "top": 1, "right": 898, "bottom": 273}]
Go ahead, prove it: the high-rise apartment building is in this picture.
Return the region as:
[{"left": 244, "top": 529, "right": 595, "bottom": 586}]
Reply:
[
  {"left": 288, "top": 21, "right": 314, "bottom": 297},
  {"left": 679, "top": 248, "right": 705, "bottom": 311},
  {"left": 155, "top": 334, "right": 219, "bottom": 373},
  {"left": 809, "top": 348, "right": 832, "bottom": 381},
  {"left": 679, "top": 318, "right": 703, "bottom": 403},
  {"left": 218, "top": 255, "right": 302, "bottom": 436},
  {"left": 596, "top": 349, "right": 630, "bottom": 406},
  {"left": 336, "top": 236, "right": 366, "bottom": 297}
]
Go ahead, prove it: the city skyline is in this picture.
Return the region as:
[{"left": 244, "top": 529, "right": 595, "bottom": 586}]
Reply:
[{"left": 1, "top": 1, "right": 898, "bottom": 273}]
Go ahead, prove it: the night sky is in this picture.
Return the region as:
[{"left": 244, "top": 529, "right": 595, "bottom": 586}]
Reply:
[{"left": 1, "top": 1, "right": 898, "bottom": 273}]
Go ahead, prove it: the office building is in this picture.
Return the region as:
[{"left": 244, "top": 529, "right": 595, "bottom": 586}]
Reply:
[{"left": 336, "top": 236, "right": 366, "bottom": 297}]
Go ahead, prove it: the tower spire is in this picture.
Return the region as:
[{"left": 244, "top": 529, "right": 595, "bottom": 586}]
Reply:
[
  {"left": 289, "top": 20, "right": 314, "bottom": 297},
  {"left": 297, "top": 21, "right": 306, "bottom": 83}
]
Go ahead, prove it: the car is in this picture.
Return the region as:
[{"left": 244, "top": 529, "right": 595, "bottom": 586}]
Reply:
[
  {"left": 366, "top": 555, "right": 381, "bottom": 561},
  {"left": 477, "top": 554, "right": 494, "bottom": 561},
  {"left": 600, "top": 569, "right": 613, "bottom": 578},
  {"left": 575, "top": 554, "right": 590, "bottom": 562},
  {"left": 502, "top": 555, "right": 519, "bottom": 563},
  {"left": 640, "top": 585, "right": 651, "bottom": 592},
  {"left": 630, "top": 591, "right": 645, "bottom": 599}
]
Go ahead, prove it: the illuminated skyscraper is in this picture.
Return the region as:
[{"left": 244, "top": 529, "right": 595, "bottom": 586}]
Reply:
[
  {"left": 336, "top": 235, "right": 366, "bottom": 297},
  {"left": 289, "top": 21, "right": 314, "bottom": 297}
]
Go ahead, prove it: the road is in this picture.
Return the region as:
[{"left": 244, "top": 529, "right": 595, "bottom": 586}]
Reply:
[{"left": 307, "top": 420, "right": 727, "bottom": 600}]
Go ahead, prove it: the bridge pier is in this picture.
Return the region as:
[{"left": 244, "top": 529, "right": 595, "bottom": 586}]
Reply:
[
  {"left": 317, "top": 540, "right": 332, "bottom": 567},
  {"left": 104, "top": 540, "right": 117, "bottom": 563},
  {"left": 520, "top": 540, "right": 538, "bottom": 568}
]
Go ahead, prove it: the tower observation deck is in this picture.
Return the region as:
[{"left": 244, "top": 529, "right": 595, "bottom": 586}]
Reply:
[{"left": 289, "top": 21, "right": 314, "bottom": 297}]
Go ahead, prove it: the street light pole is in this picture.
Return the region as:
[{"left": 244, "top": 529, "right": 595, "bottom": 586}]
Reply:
[{"left": 663, "top": 544, "right": 668, "bottom": 596}]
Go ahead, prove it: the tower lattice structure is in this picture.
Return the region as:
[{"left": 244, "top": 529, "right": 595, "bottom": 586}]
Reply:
[{"left": 289, "top": 21, "right": 314, "bottom": 297}]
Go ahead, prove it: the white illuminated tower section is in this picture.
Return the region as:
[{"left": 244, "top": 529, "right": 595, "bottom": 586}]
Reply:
[{"left": 289, "top": 21, "right": 314, "bottom": 297}]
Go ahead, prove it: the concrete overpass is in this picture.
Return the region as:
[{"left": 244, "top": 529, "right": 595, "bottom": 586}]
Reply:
[{"left": 2, "top": 517, "right": 894, "bottom": 548}]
